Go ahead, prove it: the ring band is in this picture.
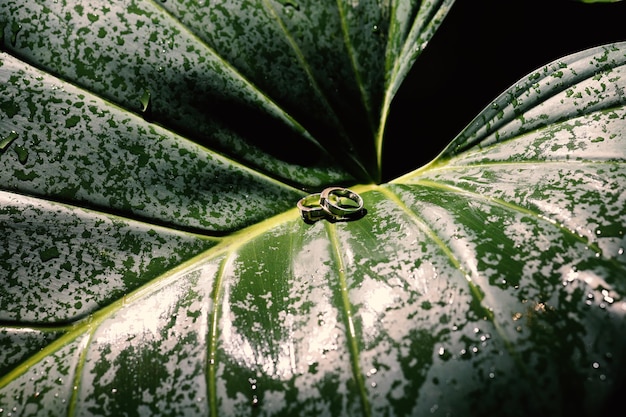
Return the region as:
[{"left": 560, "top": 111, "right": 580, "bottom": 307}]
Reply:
[
  {"left": 297, "top": 193, "right": 326, "bottom": 223},
  {"left": 319, "top": 187, "right": 364, "bottom": 220},
  {"left": 297, "top": 187, "right": 365, "bottom": 223}
]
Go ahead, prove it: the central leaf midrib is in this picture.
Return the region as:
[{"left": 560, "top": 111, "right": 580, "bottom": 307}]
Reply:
[
  {"left": 325, "top": 222, "right": 372, "bottom": 417},
  {"left": 206, "top": 254, "right": 231, "bottom": 417},
  {"left": 68, "top": 331, "right": 93, "bottom": 417}
]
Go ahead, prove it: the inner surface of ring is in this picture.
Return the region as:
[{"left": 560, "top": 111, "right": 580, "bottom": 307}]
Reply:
[
  {"left": 297, "top": 193, "right": 326, "bottom": 222},
  {"left": 299, "top": 194, "right": 322, "bottom": 209},
  {"left": 321, "top": 188, "right": 363, "bottom": 216},
  {"left": 328, "top": 195, "right": 361, "bottom": 209}
]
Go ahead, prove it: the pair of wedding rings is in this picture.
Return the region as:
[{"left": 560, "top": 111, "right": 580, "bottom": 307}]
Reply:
[{"left": 297, "top": 187, "right": 365, "bottom": 223}]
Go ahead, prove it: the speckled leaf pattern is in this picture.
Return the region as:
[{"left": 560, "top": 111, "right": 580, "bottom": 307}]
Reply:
[
  {"left": 0, "top": 0, "right": 352, "bottom": 185},
  {"left": 1, "top": 0, "right": 625, "bottom": 416},
  {"left": 0, "top": 0, "right": 452, "bottom": 183},
  {"left": 0, "top": 53, "right": 305, "bottom": 233},
  {"left": 0, "top": 190, "right": 219, "bottom": 324}
]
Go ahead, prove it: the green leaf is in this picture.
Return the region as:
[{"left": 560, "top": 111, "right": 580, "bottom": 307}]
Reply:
[
  {"left": 0, "top": 54, "right": 305, "bottom": 233},
  {"left": 0, "top": 0, "right": 452, "bottom": 183},
  {"left": 1, "top": 1, "right": 626, "bottom": 417}
]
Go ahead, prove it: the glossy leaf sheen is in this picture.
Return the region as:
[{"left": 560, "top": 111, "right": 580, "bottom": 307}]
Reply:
[
  {"left": 0, "top": 0, "right": 353, "bottom": 185},
  {"left": 0, "top": 54, "right": 304, "bottom": 233},
  {"left": 1, "top": 1, "right": 625, "bottom": 417}
]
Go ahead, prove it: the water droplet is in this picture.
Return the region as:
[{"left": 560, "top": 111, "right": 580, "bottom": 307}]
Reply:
[
  {"left": 139, "top": 90, "right": 151, "bottom": 113},
  {"left": 278, "top": 0, "right": 299, "bottom": 10},
  {"left": 437, "top": 346, "right": 452, "bottom": 361},
  {"left": 0, "top": 131, "right": 18, "bottom": 152},
  {"left": 602, "top": 289, "right": 614, "bottom": 304}
]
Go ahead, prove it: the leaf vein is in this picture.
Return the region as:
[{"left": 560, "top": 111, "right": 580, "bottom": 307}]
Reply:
[{"left": 324, "top": 222, "right": 371, "bottom": 417}]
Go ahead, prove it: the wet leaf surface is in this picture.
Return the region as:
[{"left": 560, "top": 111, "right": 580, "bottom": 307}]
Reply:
[{"left": 1, "top": 1, "right": 625, "bottom": 416}]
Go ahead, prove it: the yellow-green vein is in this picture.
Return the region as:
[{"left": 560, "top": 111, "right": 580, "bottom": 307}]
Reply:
[
  {"left": 206, "top": 254, "right": 231, "bottom": 417},
  {"left": 325, "top": 221, "right": 372, "bottom": 417}
]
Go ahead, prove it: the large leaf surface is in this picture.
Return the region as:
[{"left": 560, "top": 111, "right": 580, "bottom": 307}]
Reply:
[
  {"left": 1, "top": 0, "right": 452, "bottom": 183},
  {"left": 1, "top": 1, "right": 626, "bottom": 417},
  {"left": 0, "top": 53, "right": 304, "bottom": 233}
]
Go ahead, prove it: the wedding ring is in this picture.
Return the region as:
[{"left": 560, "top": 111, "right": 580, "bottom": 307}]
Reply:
[
  {"left": 297, "top": 193, "right": 326, "bottom": 223},
  {"left": 319, "top": 187, "right": 364, "bottom": 220},
  {"left": 298, "top": 187, "right": 365, "bottom": 223}
]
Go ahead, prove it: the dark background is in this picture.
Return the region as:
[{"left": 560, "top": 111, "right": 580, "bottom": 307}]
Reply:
[{"left": 383, "top": 0, "right": 626, "bottom": 181}]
